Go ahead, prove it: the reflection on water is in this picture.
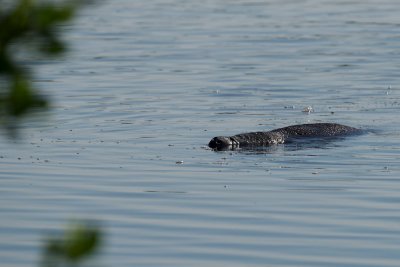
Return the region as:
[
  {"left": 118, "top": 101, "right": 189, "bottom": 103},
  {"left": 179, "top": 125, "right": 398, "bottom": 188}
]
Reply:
[{"left": 2, "top": 0, "right": 400, "bottom": 267}]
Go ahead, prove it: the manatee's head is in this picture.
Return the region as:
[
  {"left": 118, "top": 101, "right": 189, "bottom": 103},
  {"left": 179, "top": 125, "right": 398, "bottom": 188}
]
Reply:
[{"left": 208, "top": 136, "right": 239, "bottom": 150}]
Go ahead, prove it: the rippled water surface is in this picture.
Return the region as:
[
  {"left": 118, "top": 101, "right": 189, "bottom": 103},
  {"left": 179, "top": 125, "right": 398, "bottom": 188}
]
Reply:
[{"left": 2, "top": 1, "right": 400, "bottom": 266}]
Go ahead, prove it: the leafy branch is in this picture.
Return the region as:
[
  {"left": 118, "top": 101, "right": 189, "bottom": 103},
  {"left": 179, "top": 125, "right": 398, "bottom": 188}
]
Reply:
[{"left": 0, "top": 0, "right": 87, "bottom": 131}]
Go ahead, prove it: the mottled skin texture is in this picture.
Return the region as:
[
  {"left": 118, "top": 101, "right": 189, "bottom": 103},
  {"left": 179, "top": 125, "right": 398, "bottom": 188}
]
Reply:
[{"left": 208, "top": 123, "right": 362, "bottom": 150}]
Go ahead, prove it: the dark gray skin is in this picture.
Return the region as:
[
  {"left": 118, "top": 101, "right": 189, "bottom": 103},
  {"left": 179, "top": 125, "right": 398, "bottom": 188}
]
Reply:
[{"left": 208, "top": 123, "right": 362, "bottom": 150}]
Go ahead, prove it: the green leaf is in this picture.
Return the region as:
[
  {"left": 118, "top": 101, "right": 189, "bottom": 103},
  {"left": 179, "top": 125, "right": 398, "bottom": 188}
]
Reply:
[
  {"left": 63, "top": 223, "right": 101, "bottom": 261},
  {"left": 41, "top": 222, "right": 102, "bottom": 267},
  {"left": 7, "top": 77, "right": 47, "bottom": 116}
]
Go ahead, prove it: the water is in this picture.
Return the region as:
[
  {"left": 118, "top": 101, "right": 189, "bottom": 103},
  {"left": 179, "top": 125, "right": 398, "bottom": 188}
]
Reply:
[{"left": 1, "top": 0, "right": 400, "bottom": 266}]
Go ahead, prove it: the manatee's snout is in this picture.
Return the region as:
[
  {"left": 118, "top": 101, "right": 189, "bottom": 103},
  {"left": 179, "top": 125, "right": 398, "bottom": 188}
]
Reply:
[{"left": 208, "top": 136, "right": 237, "bottom": 150}]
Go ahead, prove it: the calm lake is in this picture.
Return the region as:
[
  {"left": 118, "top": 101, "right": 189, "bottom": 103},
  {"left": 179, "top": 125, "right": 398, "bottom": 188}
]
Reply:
[{"left": 2, "top": 0, "right": 400, "bottom": 266}]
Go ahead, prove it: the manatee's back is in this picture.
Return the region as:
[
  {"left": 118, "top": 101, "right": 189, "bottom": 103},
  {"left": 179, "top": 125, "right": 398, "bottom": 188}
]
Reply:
[{"left": 271, "top": 123, "right": 361, "bottom": 139}]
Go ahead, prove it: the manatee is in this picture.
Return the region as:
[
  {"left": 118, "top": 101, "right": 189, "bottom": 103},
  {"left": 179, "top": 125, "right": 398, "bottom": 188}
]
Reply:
[{"left": 208, "top": 123, "right": 362, "bottom": 150}]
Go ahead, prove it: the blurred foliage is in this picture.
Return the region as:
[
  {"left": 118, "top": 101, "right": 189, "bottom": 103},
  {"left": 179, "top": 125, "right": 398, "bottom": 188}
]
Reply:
[
  {"left": 41, "top": 221, "right": 102, "bottom": 267},
  {"left": 0, "top": 0, "right": 87, "bottom": 134},
  {"left": 0, "top": 2, "right": 104, "bottom": 266}
]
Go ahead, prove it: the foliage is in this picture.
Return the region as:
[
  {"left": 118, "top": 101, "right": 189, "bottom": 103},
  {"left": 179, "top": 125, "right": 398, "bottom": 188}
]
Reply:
[
  {"left": 41, "top": 222, "right": 102, "bottom": 267},
  {"left": 0, "top": 2, "right": 103, "bottom": 266},
  {"left": 0, "top": 0, "right": 84, "bottom": 132}
]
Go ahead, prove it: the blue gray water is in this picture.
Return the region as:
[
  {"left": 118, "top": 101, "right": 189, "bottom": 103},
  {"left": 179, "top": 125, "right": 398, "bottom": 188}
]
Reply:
[{"left": 1, "top": 1, "right": 400, "bottom": 266}]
